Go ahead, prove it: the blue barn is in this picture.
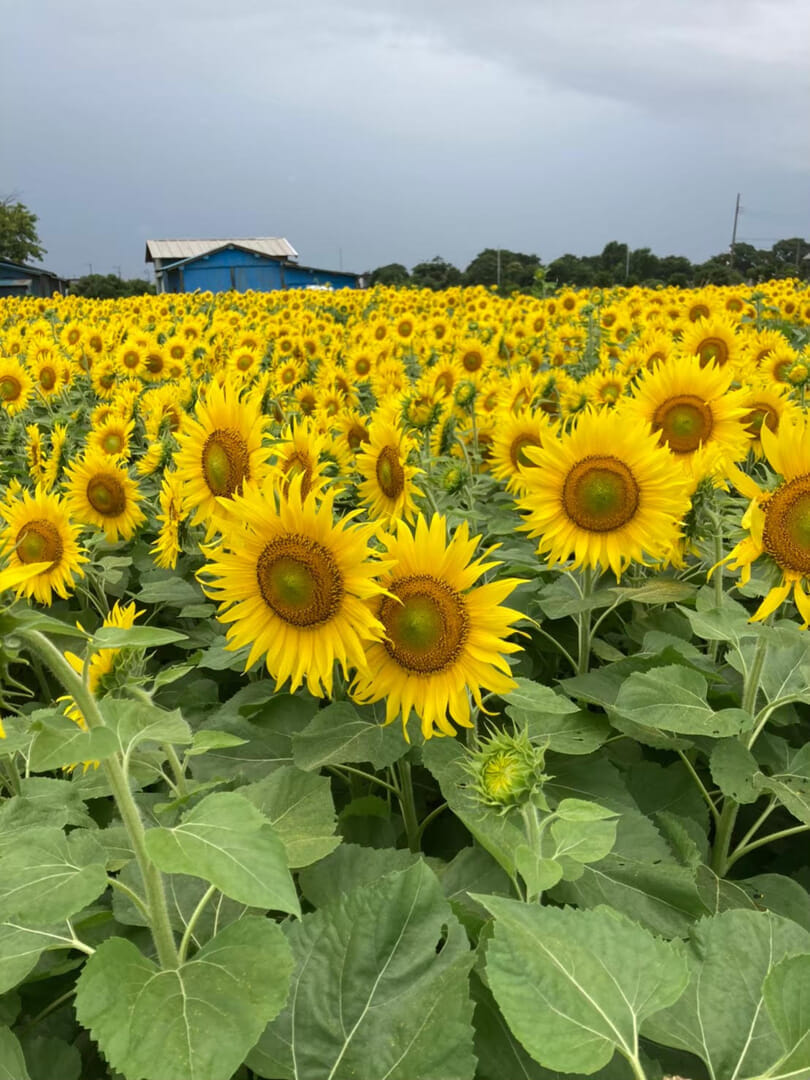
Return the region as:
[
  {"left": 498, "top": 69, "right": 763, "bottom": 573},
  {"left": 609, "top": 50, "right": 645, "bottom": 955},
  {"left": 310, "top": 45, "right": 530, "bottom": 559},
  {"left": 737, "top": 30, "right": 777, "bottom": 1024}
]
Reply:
[
  {"left": 145, "top": 238, "right": 362, "bottom": 294},
  {"left": 0, "top": 259, "right": 68, "bottom": 298}
]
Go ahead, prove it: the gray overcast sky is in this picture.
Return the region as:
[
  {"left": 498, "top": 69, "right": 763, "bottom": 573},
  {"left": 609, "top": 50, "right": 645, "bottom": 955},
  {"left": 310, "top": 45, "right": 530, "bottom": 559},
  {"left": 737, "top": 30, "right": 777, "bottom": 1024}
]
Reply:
[{"left": 3, "top": 0, "right": 809, "bottom": 279}]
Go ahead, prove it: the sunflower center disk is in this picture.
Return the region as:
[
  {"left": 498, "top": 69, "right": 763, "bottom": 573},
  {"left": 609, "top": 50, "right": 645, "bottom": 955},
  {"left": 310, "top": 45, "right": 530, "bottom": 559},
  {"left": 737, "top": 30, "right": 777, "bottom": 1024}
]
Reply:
[
  {"left": 39, "top": 367, "right": 56, "bottom": 390},
  {"left": 652, "top": 395, "right": 714, "bottom": 454},
  {"left": 87, "top": 475, "right": 127, "bottom": 516},
  {"left": 763, "top": 478, "right": 810, "bottom": 575},
  {"left": 0, "top": 377, "right": 21, "bottom": 401},
  {"left": 510, "top": 435, "right": 542, "bottom": 470},
  {"left": 16, "top": 519, "right": 63, "bottom": 565},
  {"left": 201, "top": 428, "right": 250, "bottom": 498},
  {"left": 744, "top": 405, "right": 778, "bottom": 437},
  {"left": 562, "top": 456, "right": 640, "bottom": 533},
  {"left": 256, "top": 535, "right": 343, "bottom": 627},
  {"left": 103, "top": 433, "right": 124, "bottom": 454},
  {"left": 376, "top": 446, "right": 405, "bottom": 499},
  {"left": 697, "top": 338, "right": 729, "bottom": 367},
  {"left": 381, "top": 575, "right": 468, "bottom": 674}
]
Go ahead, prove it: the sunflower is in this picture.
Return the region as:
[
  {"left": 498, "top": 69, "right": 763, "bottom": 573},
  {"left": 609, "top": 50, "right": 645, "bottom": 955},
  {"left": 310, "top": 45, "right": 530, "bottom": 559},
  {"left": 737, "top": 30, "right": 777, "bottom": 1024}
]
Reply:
[
  {"left": 151, "top": 469, "right": 186, "bottom": 569},
  {"left": 621, "top": 354, "right": 750, "bottom": 469},
  {"left": 679, "top": 317, "right": 741, "bottom": 369},
  {"left": 86, "top": 416, "right": 135, "bottom": 461},
  {"left": 723, "top": 418, "right": 810, "bottom": 625},
  {"left": 350, "top": 514, "right": 524, "bottom": 740},
  {"left": 172, "top": 380, "right": 269, "bottom": 533},
  {"left": 740, "top": 382, "right": 802, "bottom": 458},
  {"left": 64, "top": 452, "right": 146, "bottom": 543},
  {"left": 516, "top": 409, "right": 691, "bottom": 578},
  {"left": 199, "top": 477, "right": 387, "bottom": 697},
  {"left": 0, "top": 356, "right": 33, "bottom": 417},
  {"left": 355, "top": 417, "right": 422, "bottom": 524},
  {"left": 489, "top": 408, "right": 555, "bottom": 490},
  {"left": 269, "top": 418, "right": 333, "bottom": 500},
  {"left": 0, "top": 487, "right": 86, "bottom": 605}
]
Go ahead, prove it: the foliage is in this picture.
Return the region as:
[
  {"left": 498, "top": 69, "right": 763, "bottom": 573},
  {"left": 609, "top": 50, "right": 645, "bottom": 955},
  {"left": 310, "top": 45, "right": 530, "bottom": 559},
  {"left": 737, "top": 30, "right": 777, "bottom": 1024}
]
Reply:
[
  {"left": 0, "top": 197, "right": 46, "bottom": 265},
  {"left": 70, "top": 274, "right": 155, "bottom": 299}
]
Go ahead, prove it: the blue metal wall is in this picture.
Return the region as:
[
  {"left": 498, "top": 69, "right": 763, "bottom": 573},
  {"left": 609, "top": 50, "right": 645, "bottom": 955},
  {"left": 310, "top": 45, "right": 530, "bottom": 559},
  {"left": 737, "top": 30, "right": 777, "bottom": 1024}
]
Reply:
[{"left": 161, "top": 247, "right": 359, "bottom": 294}]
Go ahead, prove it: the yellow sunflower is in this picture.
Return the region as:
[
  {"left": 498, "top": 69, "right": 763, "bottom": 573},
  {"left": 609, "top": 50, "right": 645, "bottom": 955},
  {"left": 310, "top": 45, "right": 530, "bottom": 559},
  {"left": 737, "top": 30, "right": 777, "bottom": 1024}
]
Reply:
[
  {"left": 516, "top": 409, "right": 691, "bottom": 578},
  {"left": 86, "top": 416, "right": 135, "bottom": 461},
  {"left": 199, "top": 477, "right": 387, "bottom": 698},
  {"left": 355, "top": 417, "right": 422, "bottom": 524},
  {"left": 0, "top": 486, "right": 86, "bottom": 605},
  {"left": 0, "top": 356, "right": 33, "bottom": 417},
  {"left": 489, "top": 408, "right": 555, "bottom": 491},
  {"left": 621, "top": 354, "right": 750, "bottom": 469},
  {"left": 64, "top": 452, "right": 146, "bottom": 543},
  {"left": 740, "top": 382, "right": 802, "bottom": 458},
  {"left": 151, "top": 469, "right": 186, "bottom": 570},
  {"left": 724, "top": 418, "right": 810, "bottom": 625},
  {"left": 172, "top": 380, "right": 269, "bottom": 534},
  {"left": 350, "top": 514, "right": 524, "bottom": 740},
  {"left": 679, "top": 317, "right": 741, "bottom": 369}
]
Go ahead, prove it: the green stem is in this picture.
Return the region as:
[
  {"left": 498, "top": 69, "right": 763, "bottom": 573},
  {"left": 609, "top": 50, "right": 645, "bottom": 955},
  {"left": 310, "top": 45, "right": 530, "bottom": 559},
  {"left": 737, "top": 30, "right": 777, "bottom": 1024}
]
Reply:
[
  {"left": 330, "top": 763, "right": 400, "bottom": 797},
  {"left": 20, "top": 988, "right": 77, "bottom": 1033},
  {"left": 576, "top": 565, "right": 595, "bottom": 675},
  {"left": 396, "top": 759, "right": 420, "bottom": 853},
  {"left": 532, "top": 623, "right": 578, "bottom": 672},
  {"left": 416, "top": 802, "right": 448, "bottom": 843},
  {"left": 711, "top": 631, "right": 769, "bottom": 876},
  {"left": 677, "top": 751, "right": 720, "bottom": 825},
  {"left": 727, "top": 822, "right": 810, "bottom": 867},
  {"left": 3, "top": 757, "right": 22, "bottom": 797},
  {"left": 178, "top": 884, "right": 217, "bottom": 963},
  {"left": 18, "top": 630, "right": 179, "bottom": 968},
  {"left": 710, "top": 520, "right": 724, "bottom": 662},
  {"left": 108, "top": 876, "right": 150, "bottom": 920}
]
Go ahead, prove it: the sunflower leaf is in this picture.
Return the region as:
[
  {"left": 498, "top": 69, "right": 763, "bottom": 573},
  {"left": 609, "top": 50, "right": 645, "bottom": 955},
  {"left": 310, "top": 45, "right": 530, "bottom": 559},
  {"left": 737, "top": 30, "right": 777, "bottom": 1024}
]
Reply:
[
  {"left": 292, "top": 701, "right": 407, "bottom": 771},
  {"left": 478, "top": 897, "right": 688, "bottom": 1076},
  {"left": 248, "top": 861, "right": 476, "bottom": 1080},
  {"left": 0, "top": 827, "right": 108, "bottom": 925},
  {"left": 240, "top": 764, "right": 340, "bottom": 868},
  {"left": 642, "top": 909, "right": 810, "bottom": 1080},
  {"left": 74, "top": 918, "right": 292, "bottom": 1080},
  {"left": 612, "top": 665, "right": 750, "bottom": 736},
  {"left": 28, "top": 711, "right": 118, "bottom": 771},
  {"left": 0, "top": 1026, "right": 30, "bottom": 1080},
  {"left": 143, "top": 791, "right": 300, "bottom": 914},
  {"left": 91, "top": 625, "right": 187, "bottom": 649}
]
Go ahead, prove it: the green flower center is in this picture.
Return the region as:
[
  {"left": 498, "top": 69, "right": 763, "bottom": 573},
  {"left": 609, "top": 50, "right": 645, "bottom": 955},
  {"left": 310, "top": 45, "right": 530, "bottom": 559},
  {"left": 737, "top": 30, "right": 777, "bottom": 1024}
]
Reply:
[
  {"left": 376, "top": 446, "right": 405, "bottom": 500},
  {"left": 87, "top": 474, "right": 127, "bottom": 517},
  {"left": 562, "top": 456, "right": 640, "bottom": 533},
  {"left": 652, "top": 394, "right": 714, "bottom": 454},
  {"left": 381, "top": 575, "right": 468, "bottom": 674},
  {"left": 201, "top": 429, "right": 250, "bottom": 498},
  {"left": 16, "top": 519, "right": 63, "bottom": 565},
  {"left": 256, "top": 535, "right": 343, "bottom": 626},
  {"left": 763, "top": 479, "right": 810, "bottom": 575}
]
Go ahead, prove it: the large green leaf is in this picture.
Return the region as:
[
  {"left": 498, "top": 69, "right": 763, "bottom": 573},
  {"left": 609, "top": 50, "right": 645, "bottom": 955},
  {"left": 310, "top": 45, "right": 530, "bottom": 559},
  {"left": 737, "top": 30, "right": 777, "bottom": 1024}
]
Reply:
[
  {"left": 248, "top": 862, "right": 476, "bottom": 1080},
  {"left": 16, "top": 1035, "right": 80, "bottom": 1080},
  {"left": 0, "top": 828, "right": 108, "bottom": 924},
  {"left": 298, "top": 844, "right": 420, "bottom": 909},
  {"left": 292, "top": 701, "right": 406, "bottom": 771},
  {"left": 709, "top": 738, "right": 761, "bottom": 804},
  {"left": 0, "top": 1027, "right": 29, "bottom": 1080},
  {"left": 144, "top": 792, "right": 299, "bottom": 915},
  {"left": 506, "top": 682, "right": 610, "bottom": 755},
  {"left": 241, "top": 765, "right": 340, "bottom": 868},
  {"left": 99, "top": 698, "right": 192, "bottom": 756},
  {"left": 479, "top": 898, "right": 688, "bottom": 1075},
  {"left": 75, "top": 917, "right": 292, "bottom": 1080},
  {"left": 28, "top": 711, "right": 118, "bottom": 772},
  {"left": 0, "top": 780, "right": 93, "bottom": 856},
  {"left": 613, "top": 666, "right": 749, "bottom": 736},
  {"left": 763, "top": 954, "right": 810, "bottom": 1079},
  {"left": 755, "top": 743, "right": 810, "bottom": 825},
  {"left": 642, "top": 909, "right": 810, "bottom": 1080},
  {"left": 0, "top": 921, "right": 76, "bottom": 994}
]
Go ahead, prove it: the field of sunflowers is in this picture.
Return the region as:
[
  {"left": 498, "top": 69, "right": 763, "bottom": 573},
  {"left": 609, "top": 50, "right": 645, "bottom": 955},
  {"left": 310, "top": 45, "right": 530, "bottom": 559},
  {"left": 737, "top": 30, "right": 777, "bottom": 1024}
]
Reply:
[{"left": 0, "top": 278, "right": 810, "bottom": 1080}]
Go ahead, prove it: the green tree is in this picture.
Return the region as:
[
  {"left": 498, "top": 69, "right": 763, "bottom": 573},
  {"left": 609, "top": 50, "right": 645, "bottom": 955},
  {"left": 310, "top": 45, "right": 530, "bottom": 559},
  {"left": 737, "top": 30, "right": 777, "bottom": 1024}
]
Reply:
[
  {"left": 367, "top": 263, "right": 411, "bottom": 286},
  {"left": 410, "top": 256, "right": 462, "bottom": 290},
  {"left": 464, "top": 248, "right": 542, "bottom": 292},
  {"left": 0, "top": 195, "right": 46, "bottom": 264},
  {"left": 72, "top": 274, "right": 155, "bottom": 299}
]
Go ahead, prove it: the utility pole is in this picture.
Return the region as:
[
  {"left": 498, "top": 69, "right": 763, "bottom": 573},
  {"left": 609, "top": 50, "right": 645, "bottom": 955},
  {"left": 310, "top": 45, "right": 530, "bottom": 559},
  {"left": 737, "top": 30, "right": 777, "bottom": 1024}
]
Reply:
[
  {"left": 113, "top": 265, "right": 122, "bottom": 279},
  {"left": 86, "top": 262, "right": 93, "bottom": 276},
  {"left": 729, "top": 192, "right": 741, "bottom": 267}
]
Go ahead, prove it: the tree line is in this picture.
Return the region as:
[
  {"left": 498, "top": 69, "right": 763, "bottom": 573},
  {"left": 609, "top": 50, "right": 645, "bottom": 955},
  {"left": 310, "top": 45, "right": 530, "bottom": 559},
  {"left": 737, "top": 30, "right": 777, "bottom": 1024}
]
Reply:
[{"left": 367, "top": 238, "right": 810, "bottom": 293}]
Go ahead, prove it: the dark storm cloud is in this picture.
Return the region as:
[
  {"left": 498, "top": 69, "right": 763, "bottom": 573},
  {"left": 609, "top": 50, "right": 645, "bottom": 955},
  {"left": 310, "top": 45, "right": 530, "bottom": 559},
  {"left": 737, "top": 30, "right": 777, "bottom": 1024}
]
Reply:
[{"left": 3, "top": 0, "right": 808, "bottom": 279}]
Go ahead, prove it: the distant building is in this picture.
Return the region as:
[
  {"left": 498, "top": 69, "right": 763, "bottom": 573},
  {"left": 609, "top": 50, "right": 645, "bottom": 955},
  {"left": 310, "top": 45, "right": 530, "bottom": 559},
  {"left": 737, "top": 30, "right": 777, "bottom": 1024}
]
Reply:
[
  {"left": 145, "top": 238, "right": 362, "bottom": 294},
  {"left": 0, "top": 259, "right": 68, "bottom": 298}
]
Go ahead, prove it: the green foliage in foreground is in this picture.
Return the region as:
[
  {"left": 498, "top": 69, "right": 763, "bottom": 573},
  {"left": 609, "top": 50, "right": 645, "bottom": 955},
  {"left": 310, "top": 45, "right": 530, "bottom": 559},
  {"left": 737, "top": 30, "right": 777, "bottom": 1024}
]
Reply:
[{"left": 1, "top": 509, "right": 810, "bottom": 1080}]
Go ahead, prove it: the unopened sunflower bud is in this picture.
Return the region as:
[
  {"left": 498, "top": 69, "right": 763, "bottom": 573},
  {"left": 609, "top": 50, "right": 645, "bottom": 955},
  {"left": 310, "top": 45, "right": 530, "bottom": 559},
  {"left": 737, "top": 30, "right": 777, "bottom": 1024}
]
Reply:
[
  {"left": 465, "top": 726, "right": 550, "bottom": 811},
  {"left": 454, "top": 380, "right": 477, "bottom": 408}
]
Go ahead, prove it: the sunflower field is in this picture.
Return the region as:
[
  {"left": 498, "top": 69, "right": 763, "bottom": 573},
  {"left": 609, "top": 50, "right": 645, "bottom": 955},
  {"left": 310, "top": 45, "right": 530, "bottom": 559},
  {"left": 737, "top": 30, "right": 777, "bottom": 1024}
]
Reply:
[{"left": 1, "top": 279, "right": 810, "bottom": 1080}]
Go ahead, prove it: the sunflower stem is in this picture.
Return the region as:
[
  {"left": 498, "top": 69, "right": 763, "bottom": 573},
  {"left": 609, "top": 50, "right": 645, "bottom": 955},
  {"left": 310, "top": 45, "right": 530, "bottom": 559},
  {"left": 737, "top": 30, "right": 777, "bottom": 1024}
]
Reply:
[
  {"left": 576, "top": 565, "right": 595, "bottom": 675},
  {"left": 711, "top": 630, "right": 769, "bottom": 876},
  {"left": 17, "top": 629, "right": 179, "bottom": 969},
  {"left": 396, "top": 759, "right": 421, "bottom": 853},
  {"left": 710, "top": 513, "right": 724, "bottom": 662}
]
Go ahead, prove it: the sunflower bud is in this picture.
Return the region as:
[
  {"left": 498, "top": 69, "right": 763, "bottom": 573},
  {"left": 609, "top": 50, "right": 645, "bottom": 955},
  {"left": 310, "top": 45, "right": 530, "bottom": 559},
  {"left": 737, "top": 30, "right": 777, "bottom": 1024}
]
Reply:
[
  {"left": 439, "top": 462, "right": 468, "bottom": 495},
  {"left": 465, "top": 726, "right": 550, "bottom": 811},
  {"left": 454, "top": 380, "right": 477, "bottom": 408}
]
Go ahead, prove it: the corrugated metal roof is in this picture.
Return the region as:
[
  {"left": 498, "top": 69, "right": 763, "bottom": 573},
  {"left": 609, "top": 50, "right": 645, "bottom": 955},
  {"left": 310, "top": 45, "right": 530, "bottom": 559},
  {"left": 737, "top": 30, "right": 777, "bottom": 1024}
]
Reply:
[{"left": 145, "top": 238, "right": 298, "bottom": 263}]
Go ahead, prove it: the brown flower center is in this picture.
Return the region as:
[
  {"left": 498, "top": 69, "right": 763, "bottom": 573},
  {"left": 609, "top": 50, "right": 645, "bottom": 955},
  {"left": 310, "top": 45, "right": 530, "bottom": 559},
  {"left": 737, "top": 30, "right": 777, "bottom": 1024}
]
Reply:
[
  {"left": 762, "top": 476, "right": 810, "bottom": 576},
  {"left": 201, "top": 429, "right": 250, "bottom": 498},
  {"left": 0, "top": 376, "right": 21, "bottom": 402},
  {"left": 87, "top": 473, "right": 127, "bottom": 516},
  {"left": 16, "top": 519, "right": 63, "bottom": 565},
  {"left": 509, "top": 434, "right": 542, "bottom": 470},
  {"left": 256, "top": 535, "right": 343, "bottom": 626},
  {"left": 652, "top": 394, "right": 714, "bottom": 454},
  {"left": 562, "top": 456, "right": 640, "bottom": 532},
  {"left": 381, "top": 575, "right": 468, "bottom": 673},
  {"left": 376, "top": 446, "right": 405, "bottom": 500}
]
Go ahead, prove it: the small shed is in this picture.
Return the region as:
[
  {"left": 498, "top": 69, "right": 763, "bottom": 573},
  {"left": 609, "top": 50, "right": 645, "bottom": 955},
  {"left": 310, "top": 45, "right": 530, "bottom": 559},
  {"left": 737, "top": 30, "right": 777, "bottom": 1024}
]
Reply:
[
  {"left": 145, "top": 238, "right": 362, "bottom": 294},
  {"left": 0, "top": 259, "right": 68, "bottom": 298}
]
